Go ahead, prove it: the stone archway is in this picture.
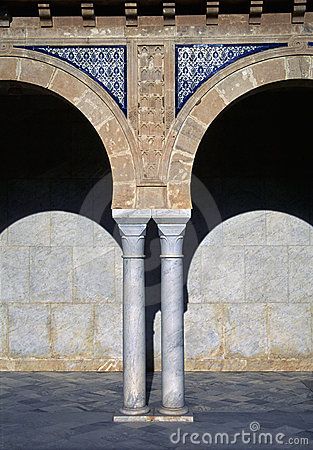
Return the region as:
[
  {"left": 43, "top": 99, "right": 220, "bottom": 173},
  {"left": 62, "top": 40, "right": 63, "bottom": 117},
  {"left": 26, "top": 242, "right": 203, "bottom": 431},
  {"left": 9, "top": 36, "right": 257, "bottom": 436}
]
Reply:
[
  {"left": 165, "top": 50, "right": 313, "bottom": 209},
  {"left": 0, "top": 47, "right": 139, "bottom": 209}
]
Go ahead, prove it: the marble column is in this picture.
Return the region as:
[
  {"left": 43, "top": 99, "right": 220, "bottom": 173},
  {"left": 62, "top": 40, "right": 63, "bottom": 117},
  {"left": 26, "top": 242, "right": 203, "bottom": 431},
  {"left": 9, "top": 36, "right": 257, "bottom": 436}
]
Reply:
[
  {"left": 154, "top": 210, "right": 191, "bottom": 416},
  {"left": 112, "top": 209, "right": 151, "bottom": 416}
]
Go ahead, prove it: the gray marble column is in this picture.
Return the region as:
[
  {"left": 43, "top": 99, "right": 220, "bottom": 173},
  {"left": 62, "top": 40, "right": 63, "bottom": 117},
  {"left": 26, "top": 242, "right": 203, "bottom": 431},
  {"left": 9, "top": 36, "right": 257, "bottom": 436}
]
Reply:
[
  {"left": 112, "top": 209, "right": 151, "bottom": 416},
  {"left": 154, "top": 209, "right": 191, "bottom": 416}
]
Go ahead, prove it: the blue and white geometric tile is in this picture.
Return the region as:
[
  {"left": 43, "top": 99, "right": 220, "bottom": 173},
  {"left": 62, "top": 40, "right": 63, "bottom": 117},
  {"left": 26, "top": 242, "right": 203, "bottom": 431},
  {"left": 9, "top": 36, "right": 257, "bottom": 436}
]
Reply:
[
  {"left": 16, "top": 46, "right": 127, "bottom": 114},
  {"left": 175, "top": 43, "right": 287, "bottom": 114}
]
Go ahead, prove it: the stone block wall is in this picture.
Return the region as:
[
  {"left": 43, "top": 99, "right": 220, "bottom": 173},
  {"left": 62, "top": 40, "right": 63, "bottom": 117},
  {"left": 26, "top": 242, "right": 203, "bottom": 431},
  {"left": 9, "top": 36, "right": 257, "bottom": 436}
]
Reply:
[
  {"left": 0, "top": 212, "right": 123, "bottom": 371},
  {"left": 1, "top": 209, "right": 312, "bottom": 371},
  {"left": 186, "top": 211, "right": 313, "bottom": 371}
]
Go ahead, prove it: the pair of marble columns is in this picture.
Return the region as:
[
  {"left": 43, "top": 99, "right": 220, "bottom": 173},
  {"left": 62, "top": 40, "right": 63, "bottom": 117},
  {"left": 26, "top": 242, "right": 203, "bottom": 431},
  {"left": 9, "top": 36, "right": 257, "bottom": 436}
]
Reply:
[{"left": 113, "top": 209, "right": 191, "bottom": 416}]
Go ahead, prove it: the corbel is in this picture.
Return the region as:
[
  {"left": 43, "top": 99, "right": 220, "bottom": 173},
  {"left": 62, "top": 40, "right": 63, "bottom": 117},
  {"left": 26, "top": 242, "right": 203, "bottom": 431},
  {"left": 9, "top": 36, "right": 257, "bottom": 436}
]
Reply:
[
  {"left": 249, "top": 0, "right": 263, "bottom": 25},
  {"left": 38, "top": 3, "right": 52, "bottom": 28},
  {"left": 81, "top": 2, "right": 96, "bottom": 27},
  {"left": 206, "top": 1, "right": 219, "bottom": 26},
  {"left": 163, "top": 2, "right": 175, "bottom": 26},
  {"left": 125, "top": 2, "right": 138, "bottom": 26},
  {"left": 292, "top": 0, "right": 307, "bottom": 24}
]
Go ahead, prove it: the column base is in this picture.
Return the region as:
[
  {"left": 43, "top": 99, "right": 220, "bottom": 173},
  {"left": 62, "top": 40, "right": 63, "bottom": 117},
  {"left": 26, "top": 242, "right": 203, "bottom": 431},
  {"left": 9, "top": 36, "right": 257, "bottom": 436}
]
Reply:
[
  {"left": 119, "top": 405, "right": 150, "bottom": 416},
  {"left": 113, "top": 408, "right": 193, "bottom": 422},
  {"left": 158, "top": 406, "right": 189, "bottom": 416}
]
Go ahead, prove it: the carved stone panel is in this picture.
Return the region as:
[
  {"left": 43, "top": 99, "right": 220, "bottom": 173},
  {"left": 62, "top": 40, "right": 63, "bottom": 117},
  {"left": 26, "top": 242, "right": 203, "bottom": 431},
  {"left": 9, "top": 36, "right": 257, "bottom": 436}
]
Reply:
[{"left": 138, "top": 45, "right": 165, "bottom": 181}]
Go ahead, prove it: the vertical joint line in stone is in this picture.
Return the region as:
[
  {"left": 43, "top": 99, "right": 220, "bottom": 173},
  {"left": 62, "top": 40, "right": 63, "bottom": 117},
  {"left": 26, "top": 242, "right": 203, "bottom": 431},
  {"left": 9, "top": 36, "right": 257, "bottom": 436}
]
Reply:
[
  {"left": 249, "top": 0, "right": 263, "bottom": 25},
  {"left": 206, "top": 1, "right": 219, "bottom": 26},
  {"left": 163, "top": 2, "right": 175, "bottom": 26},
  {"left": 38, "top": 3, "right": 53, "bottom": 27},
  {"left": 125, "top": 2, "right": 138, "bottom": 26},
  {"left": 81, "top": 2, "right": 96, "bottom": 27},
  {"left": 292, "top": 0, "right": 307, "bottom": 24}
]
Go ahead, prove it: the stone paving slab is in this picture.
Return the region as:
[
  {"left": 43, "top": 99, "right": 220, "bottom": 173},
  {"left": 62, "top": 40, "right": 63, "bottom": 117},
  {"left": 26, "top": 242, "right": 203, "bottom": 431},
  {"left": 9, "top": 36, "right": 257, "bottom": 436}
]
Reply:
[{"left": 0, "top": 372, "right": 312, "bottom": 449}]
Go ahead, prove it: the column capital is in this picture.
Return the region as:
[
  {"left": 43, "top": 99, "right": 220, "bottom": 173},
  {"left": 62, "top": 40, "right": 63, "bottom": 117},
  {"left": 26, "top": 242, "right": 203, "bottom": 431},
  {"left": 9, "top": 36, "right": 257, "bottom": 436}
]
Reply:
[
  {"left": 113, "top": 209, "right": 151, "bottom": 258},
  {"left": 152, "top": 209, "right": 191, "bottom": 232},
  {"left": 112, "top": 209, "right": 151, "bottom": 226},
  {"left": 153, "top": 209, "right": 191, "bottom": 258}
]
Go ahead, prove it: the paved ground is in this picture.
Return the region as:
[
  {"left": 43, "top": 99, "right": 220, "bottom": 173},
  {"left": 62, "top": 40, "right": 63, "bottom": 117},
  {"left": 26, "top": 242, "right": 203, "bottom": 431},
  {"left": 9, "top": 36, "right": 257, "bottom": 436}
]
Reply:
[{"left": 0, "top": 372, "right": 312, "bottom": 450}]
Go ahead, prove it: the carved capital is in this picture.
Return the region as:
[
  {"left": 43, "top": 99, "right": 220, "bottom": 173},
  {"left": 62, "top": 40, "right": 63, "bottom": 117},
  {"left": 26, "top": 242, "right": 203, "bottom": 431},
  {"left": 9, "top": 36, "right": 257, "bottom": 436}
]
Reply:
[
  {"left": 153, "top": 209, "right": 191, "bottom": 257},
  {"left": 112, "top": 209, "right": 151, "bottom": 258}
]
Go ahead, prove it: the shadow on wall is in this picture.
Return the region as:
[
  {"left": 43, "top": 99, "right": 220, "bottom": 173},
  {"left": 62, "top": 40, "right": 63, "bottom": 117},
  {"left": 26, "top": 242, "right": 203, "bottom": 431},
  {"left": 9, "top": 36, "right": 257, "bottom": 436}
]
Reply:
[
  {"left": 184, "top": 80, "right": 313, "bottom": 369},
  {"left": 0, "top": 80, "right": 128, "bottom": 371},
  {"left": 186, "top": 79, "right": 313, "bottom": 284},
  {"left": 0, "top": 80, "right": 162, "bottom": 375},
  {"left": 0, "top": 80, "right": 116, "bottom": 238}
]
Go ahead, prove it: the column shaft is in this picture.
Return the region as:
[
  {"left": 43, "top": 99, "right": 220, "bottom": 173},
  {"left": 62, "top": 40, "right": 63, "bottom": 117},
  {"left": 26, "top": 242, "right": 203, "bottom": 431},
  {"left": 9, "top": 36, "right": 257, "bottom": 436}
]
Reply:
[
  {"left": 154, "top": 210, "right": 191, "bottom": 416},
  {"left": 113, "top": 210, "right": 151, "bottom": 416}
]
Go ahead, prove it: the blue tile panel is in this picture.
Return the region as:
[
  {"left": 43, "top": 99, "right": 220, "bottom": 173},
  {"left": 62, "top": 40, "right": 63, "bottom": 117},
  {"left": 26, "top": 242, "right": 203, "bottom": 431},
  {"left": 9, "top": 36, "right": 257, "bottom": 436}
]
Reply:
[
  {"left": 15, "top": 46, "right": 127, "bottom": 115},
  {"left": 175, "top": 43, "right": 287, "bottom": 114}
]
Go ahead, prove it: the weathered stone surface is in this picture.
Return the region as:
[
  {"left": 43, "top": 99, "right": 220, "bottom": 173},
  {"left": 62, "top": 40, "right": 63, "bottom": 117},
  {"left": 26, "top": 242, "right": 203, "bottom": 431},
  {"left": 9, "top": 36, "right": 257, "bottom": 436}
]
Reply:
[
  {"left": 223, "top": 211, "right": 266, "bottom": 246},
  {"left": 49, "top": 69, "right": 87, "bottom": 105},
  {"left": 0, "top": 304, "right": 7, "bottom": 355},
  {"left": 30, "top": 247, "right": 72, "bottom": 302},
  {"left": 51, "top": 304, "right": 93, "bottom": 357},
  {"left": 50, "top": 212, "right": 93, "bottom": 247},
  {"left": 185, "top": 304, "right": 224, "bottom": 359},
  {"left": 9, "top": 305, "right": 50, "bottom": 357},
  {"left": 0, "top": 57, "right": 17, "bottom": 79},
  {"left": 191, "top": 88, "right": 227, "bottom": 126},
  {"left": 266, "top": 212, "right": 310, "bottom": 246},
  {"left": 19, "top": 58, "right": 55, "bottom": 88},
  {"left": 245, "top": 246, "right": 288, "bottom": 302},
  {"left": 216, "top": 68, "right": 256, "bottom": 105},
  {"left": 0, "top": 247, "right": 29, "bottom": 302},
  {"left": 8, "top": 213, "right": 50, "bottom": 246},
  {"left": 167, "top": 182, "right": 191, "bottom": 209},
  {"left": 73, "top": 247, "right": 115, "bottom": 303},
  {"left": 253, "top": 58, "right": 286, "bottom": 86},
  {"left": 137, "top": 186, "right": 167, "bottom": 209},
  {"left": 94, "top": 304, "right": 122, "bottom": 358},
  {"left": 289, "top": 246, "right": 313, "bottom": 303},
  {"left": 187, "top": 247, "right": 202, "bottom": 303},
  {"left": 225, "top": 304, "right": 267, "bottom": 358},
  {"left": 269, "top": 304, "right": 312, "bottom": 357},
  {"left": 285, "top": 55, "right": 312, "bottom": 80},
  {"left": 201, "top": 246, "right": 245, "bottom": 302}
]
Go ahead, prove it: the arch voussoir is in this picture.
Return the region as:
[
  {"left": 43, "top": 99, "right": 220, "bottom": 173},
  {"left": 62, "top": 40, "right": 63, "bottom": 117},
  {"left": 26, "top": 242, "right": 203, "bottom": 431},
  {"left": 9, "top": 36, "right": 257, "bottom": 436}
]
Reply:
[
  {"left": 0, "top": 51, "right": 138, "bottom": 209},
  {"left": 166, "top": 52, "right": 313, "bottom": 209}
]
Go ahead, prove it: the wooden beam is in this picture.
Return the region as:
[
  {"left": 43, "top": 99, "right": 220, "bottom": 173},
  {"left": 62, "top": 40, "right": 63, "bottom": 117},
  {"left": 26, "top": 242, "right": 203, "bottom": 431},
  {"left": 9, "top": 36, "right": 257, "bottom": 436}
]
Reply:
[
  {"left": 249, "top": 0, "right": 263, "bottom": 25},
  {"left": 163, "top": 2, "right": 175, "bottom": 26},
  {"left": 292, "top": 0, "right": 307, "bottom": 24},
  {"left": 38, "top": 3, "right": 52, "bottom": 27},
  {"left": 206, "top": 1, "right": 219, "bottom": 25},
  {"left": 125, "top": 2, "right": 137, "bottom": 26},
  {"left": 81, "top": 2, "right": 95, "bottom": 27}
]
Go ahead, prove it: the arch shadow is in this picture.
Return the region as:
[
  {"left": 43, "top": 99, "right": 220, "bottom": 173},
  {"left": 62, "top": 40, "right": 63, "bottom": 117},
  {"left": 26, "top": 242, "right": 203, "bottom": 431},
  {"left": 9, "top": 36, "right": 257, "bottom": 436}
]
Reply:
[{"left": 184, "top": 79, "right": 313, "bottom": 303}]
